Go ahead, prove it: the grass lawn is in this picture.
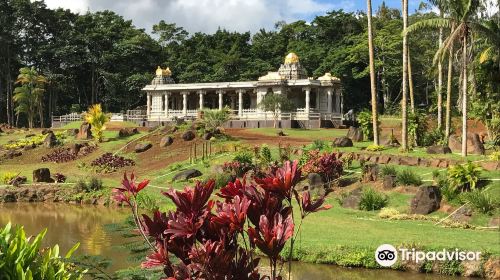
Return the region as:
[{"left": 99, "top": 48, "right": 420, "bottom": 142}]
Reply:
[
  {"left": 245, "top": 128, "right": 347, "bottom": 139},
  {"left": 59, "top": 121, "right": 138, "bottom": 130}
]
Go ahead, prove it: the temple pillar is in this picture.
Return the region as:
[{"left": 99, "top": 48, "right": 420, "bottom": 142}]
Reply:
[
  {"left": 146, "top": 93, "right": 151, "bottom": 116},
  {"left": 164, "top": 92, "right": 170, "bottom": 116},
  {"left": 238, "top": 89, "right": 244, "bottom": 117},
  {"left": 336, "top": 88, "right": 341, "bottom": 113},
  {"left": 198, "top": 90, "right": 205, "bottom": 110},
  {"left": 304, "top": 87, "right": 311, "bottom": 113},
  {"left": 182, "top": 92, "right": 189, "bottom": 116},
  {"left": 218, "top": 90, "right": 224, "bottom": 110},
  {"left": 327, "top": 88, "right": 333, "bottom": 113}
]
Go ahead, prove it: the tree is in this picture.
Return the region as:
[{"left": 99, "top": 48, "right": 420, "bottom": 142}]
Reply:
[
  {"left": 367, "top": 0, "right": 380, "bottom": 145},
  {"left": 258, "top": 93, "right": 295, "bottom": 128},
  {"left": 13, "top": 67, "right": 47, "bottom": 129},
  {"left": 201, "top": 107, "right": 231, "bottom": 133},
  {"left": 401, "top": 0, "right": 409, "bottom": 150},
  {"left": 84, "top": 104, "right": 110, "bottom": 142}
]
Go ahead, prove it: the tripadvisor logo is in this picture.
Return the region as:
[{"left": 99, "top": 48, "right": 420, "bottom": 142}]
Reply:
[{"left": 375, "top": 244, "right": 482, "bottom": 267}]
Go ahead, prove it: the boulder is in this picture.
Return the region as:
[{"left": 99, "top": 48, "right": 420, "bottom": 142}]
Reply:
[
  {"left": 172, "top": 169, "right": 202, "bottom": 181},
  {"left": 481, "top": 161, "right": 500, "bottom": 171},
  {"left": 346, "top": 126, "right": 363, "bottom": 142},
  {"left": 484, "top": 258, "right": 500, "bottom": 280},
  {"left": 342, "top": 188, "right": 363, "bottom": 209},
  {"left": 43, "top": 132, "right": 57, "bottom": 148},
  {"left": 450, "top": 206, "right": 473, "bottom": 223},
  {"left": 182, "top": 130, "right": 195, "bottom": 141},
  {"left": 203, "top": 132, "right": 213, "bottom": 140},
  {"left": 448, "top": 135, "right": 462, "bottom": 152},
  {"left": 426, "top": 145, "right": 452, "bottom": 154},
  {"left": 4, "top": 150, "right": 22, "bottom": 159},
  {"left": 399, "top": 156, "right": 419, "bottom": 166},
  {"left": 332, "top": 137, "right": 353, "bottom": 147},
  {"left": 23, "top": 143, "right": 36, "bottom": 151},
  {"left": 41, "top": 129, "right": 52, "bottom": 135},
  {"left": 33, "top": 168, "right": 54, "bottom": 183},
  {"left": 119, "top": 128, "right": 138, "bottom": 138},
  {"left": 160, "top": 136, "right": 174, "bottom": 147},
  {"left": 448, "top": 134, "right": 485, "bottom": 155},
  {"left": 410, "top": 186, "right": 441, "bottom": 214},
  {"left": 77, "top": 122, "right": 92, "bottom": 140},
  {"left": 462, "top": 260, "right": 482, "bottom": 277},
  {"left": 383, "top": 175, "right": 397, "bottom": 189},
  {"left": 135, "top": 143, "right": 152, "bottom": 153},
  {"left": 361, "top": 163, "right": 379, "bottom": 182},
  {"left": 9, "top": 176, "right": 27, "bottom": 187},
  {"left": 69, "top": 143, "right": 83, "bottom": 154}
]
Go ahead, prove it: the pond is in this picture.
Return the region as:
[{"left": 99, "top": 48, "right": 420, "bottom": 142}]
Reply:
[{"left": 0, "top": 203, "right": 459, "bottom": 279}]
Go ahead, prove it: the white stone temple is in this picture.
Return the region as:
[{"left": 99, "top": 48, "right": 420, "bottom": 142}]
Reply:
[{"left": 141, "top": 53, "right": 343, "bottom": 128}]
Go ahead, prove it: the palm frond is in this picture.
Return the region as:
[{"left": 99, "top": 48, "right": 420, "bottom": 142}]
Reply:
[{"left": 405, "top": 18, "right": 451, "bottom": 35}]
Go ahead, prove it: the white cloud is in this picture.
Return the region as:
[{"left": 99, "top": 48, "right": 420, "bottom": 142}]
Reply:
[{"left": 42, "top": 0, "right": 348, "bottom": 33}]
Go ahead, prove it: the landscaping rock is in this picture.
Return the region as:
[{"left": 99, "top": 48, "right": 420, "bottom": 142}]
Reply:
[
  {"left": 77, "top": 122, "right": 92, "bottom": 139},
  {"left": 383, "top": 137, "right": 400, "bottom": 147},
  {"left": 160, "top": 136, "right": 174, "bottom": 147},
  {"left": 383, "top": 175, "right": 397, "bottom": 189},
  {"left": 488, "top": 217, "right": 500, "bottom": 227},
  {"left": 484, "top": 258, "right": 500, "bottom": 280},
  {"left": 67, "top": 128, "right": 79, "bottom": 136},
  {"left": 346, "top": 126, "right": 363, "bottom": 142},
  {"left": 399, "top": 156, "right": 419, "bottom": 166},
  {"left": 119, "top": 128, "right": 138, "bottom": 138},
  {"left": 481, "top": 161, "right": 500, "bottom": 171},
  {"left": 25, "top": 133, "right": 36, "bottom": 138},
  {"left": 182, "top": 130, "right": 195, "bottom": 141},
  {"left": 342, "top": 188, "right": 362, "bottom": 209},
  {"left": 307, "top": 173, "right": 324, "bottom": 190},
  {"left": 332, "top": 136, "right": 353, "bottom": 147},
  {"left": 23, "top": 143, "right": 36, "bottom": 151},
  {"left": 277, "top": 130, "right": 287, "bottom": 136},
  {"left": 9, "top": 176, "right": 27, "bottom": 187},
  {"left": 448, "top": 135, "right": 462, "bottom": 152},
  {"left": 203, "top": 132, "right": 213, "bottom": 140},
  {"left": 172, "top": 169, "right": 202, "bottom": 181},
  {"left": 4, "top": 150, "right": 22, "bottom": 159},
  {"left": 41, "top": 129, "right": 52, "bottom": 135},
  {"left": 361, "top": 163, "right": 379, "bottom": 182},
  {"left": 378, "top": 155, "right": 391, "bottom": 164},
  {"left": 450, "top": 206, "right": 473, "bottom": 223},
  {"left": 43, "top": 132, "right": 57, "bottom": 148},
  {"left": 426, "top": 145, "right": 452, "bottom": 154},
  {"left": 462, "top": 260, "right": 482, "bottom": 277},
  {"left": 33, "top": 168, "right": 54, "bottom": 183},
  {"left": 69, "top": 143, "right": 83, "bottom": 154},
  {"left": 410, "top": 186, "right": 441, "bottom": 214},
  {"left": 468, "top": 133, "right": 485, "bottom": 155},
  {"left": 135, "top": 143, "right": 152, "bottom": 153}
]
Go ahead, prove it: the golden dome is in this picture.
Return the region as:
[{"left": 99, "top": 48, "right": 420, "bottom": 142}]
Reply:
[
  {"left": 284, "top": 52, "right": 300, "bottom": 64},
  {"left": 155, "top": 66, "right": 172, "bottom": 76}
]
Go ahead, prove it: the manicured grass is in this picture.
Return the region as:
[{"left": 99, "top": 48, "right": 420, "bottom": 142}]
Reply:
[
  {"left": 59, "top": 121, "right": 138, "bottom": 130},
  {"left": 245, "top": 128, "right": 347, "bottom": 139}
]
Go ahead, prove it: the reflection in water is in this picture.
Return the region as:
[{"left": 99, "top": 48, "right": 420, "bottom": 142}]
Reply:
[{"left": 0, "top": 203, "right": 460, "bottom": 279}]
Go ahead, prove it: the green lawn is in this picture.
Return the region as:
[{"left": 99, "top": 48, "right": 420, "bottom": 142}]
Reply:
[
  {"left": 59, "top": 121, "right": 138, "bottom": 130},
  {"left": 245, "top": 128, "right": 347, "bottom": 139}
]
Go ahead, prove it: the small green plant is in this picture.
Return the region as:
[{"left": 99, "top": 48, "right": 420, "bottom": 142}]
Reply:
[
  {"left": 311, "top": 139, "right": 327, "bottom": 151},
  {"left": 365, "top": 144, "right": 385, "bottom": 152},
  {"left": 447, "top": 162, "right": 482, "bottom": 192},
  {"left": 0, "top": 223, "right": 85, "bottom": 279},
  {"left": 378, "top": 207, "right": 400, "bottom": 219},
  {"left": 396, "top": 169, "right": 422, "bottom": 186},
  {"left": 438, "top": 177, "right": 460, "bottom": 203},
  {"left": 213, "top": 172, "right": 234, "bottom": 189},
  {"left": 74, "top": 177, "right": 103, "bottom": 193},
  {"left": 359, "top": 187, "right": 388, "bottom": 211},
  {"left": 1, "top": 172, "right": 18, "bottom": 184},
  {"left": 357, "top": 110, "right": 373, "bottom": 141},
  {"left": 341, "top": 153, "right": 354, "bottom": 169},
  {"left": 380, "top": 165, "right": 398, "bottom": 177},
  {"left": 260, "top": 145, "right": 273, "bottom": 164},
  {"left": 169, "top": 162, "right": 184, "bottom": 171},
  {"left": 233, "top": 150, "right": 253, "bottom": 165},
  {"left": 460, "top": 190, "right": 498, "bottom": 214},
  {"left": 136, "top": 193, "right": 159, "bottom": 212}
]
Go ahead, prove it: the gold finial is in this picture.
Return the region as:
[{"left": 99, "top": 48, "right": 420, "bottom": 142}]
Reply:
[
  {"left": 162, "top": 67, "right": 172, "bottom": 76},
  {"left": 155, "top": 66, "right": 163, "bottom": 76},
  {"left": 284, "top": 52, "right": 300, "bottom": 64}
]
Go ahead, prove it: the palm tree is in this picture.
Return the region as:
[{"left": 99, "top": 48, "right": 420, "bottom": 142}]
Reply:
[
  {"left": 13, "top": 67, "right": 47, "bottom": 129},
  {"left": 367, "top": 0, "right": 380, "bottom": 145},
  {"left": 401, "top": 0, "right": 409, "bottom": 150},
  {"left": 406, "top": 0, "right": 482, "bottom": 156}
]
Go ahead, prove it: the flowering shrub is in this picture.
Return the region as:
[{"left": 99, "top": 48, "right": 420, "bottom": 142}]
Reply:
[
  {"left": 114, "top": 160, "right": 331, "bottom": 279},
  {"left": 3, "top": 131, "right": 66, "bottom": 150},
  {"left": 302, "top": 151, "right": 343, "bottom": 182},
  {"left": 41, "top": 146, "right": 97, "bottom": 163},
  {"left": 54, "top": 173, "right": 67, "bottom": 183},
  {"left": 222, "top": 161, "right": 253, "bottom": 177},
  {"left": 90, "top": 153, "right": 135, "bottom": 173}
]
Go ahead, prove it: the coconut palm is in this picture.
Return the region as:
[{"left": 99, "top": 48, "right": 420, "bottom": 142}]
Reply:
[
  {"left": 406, "top": 0, "right": 482, "bottom": 156},
  {"left": 367, "top": 0, "right": 380, "bottom": 146},
  {"left": 401, "top": 0, "right": 409, "bottom": 150},
  {"left": 84, "top": 104, "right": 110, "bottom": 142},
  {"left": 13, "top": 67, "right": 47, "bottom": 129}
]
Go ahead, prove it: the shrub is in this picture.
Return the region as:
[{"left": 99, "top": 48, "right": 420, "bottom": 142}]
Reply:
[
  {"left": 3, "top": 131, "right": 66, "bottom": 150},
  {"left": 222, "top": 161, "right": 253, "bottom": 177},
  {"left": 233, "top": 150, "right": 253, "bottom": 165},
  {"left": 341, "top": 153, "right": 354, "bottom": 169},
  {"left": 357, "top": 110, "right": 373, "bottom": 141},
  {"left": 378, "top": 207, "right": 401, "bottom": 219},
  {"left": 489, "top": 151, "right": 500, "bottom": 161},
  {"left": 407, "top": 110, "right": 428, "bottom": 147},
  {"left": 54, "top": 173, "right": 67, "bottom": 183},
  {"left": 213, "top": 172, "right": 234, "bottom": 189},
  {"left": 84, "top": 104, "right": 110, "bottom": 142},
  {"left": 366, "top": 144, "right": 385, "bottom": 152},
  {"left": 396, "top": 169, "right": 422, "bottom": 186},
  {"left": 311, "top": 139, "right": 327, "bottom": 151},
  {"left": 41, "top": 146, "right": 97, "bottom": 163},
  {"left": 0, "top": 223, "right": 84, "bottom": 279},
  {"left": 200, "top": 107, "right": 230, "bottom": 133},
  {"left": 447, "top": 162, "right": 482, "bottom": 192},
  {"left": 1, "top": 172, "right": 18, "bottom": 184},
  {"left": 380, "top": 165, "right": 398, "bottom": 177},
  {"left": 75, "top": 177, "right": 103, "bottom": 193},
  {"left": 359, "top": 187, "right": 388, "bottom": 211},
  {"left": 438, "top": 177, "right": 460, "bottom": 203},
  {"left": 421, "top": 128, "right": 445, "bottom": 146},
  {"left": 302, "top": 151, "right": 343, "bottom": 182},
  {"left": 260, "top": 145, "right": 273, "bottom": 164},
  {"left": 91, "top": 153, "right": 135, "bottom": 173},
  {"left": 460, "top": 190, "right": 498, "bottom": 214}
]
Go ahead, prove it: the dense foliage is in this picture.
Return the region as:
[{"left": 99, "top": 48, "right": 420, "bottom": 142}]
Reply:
[
  {"left": 41, "top": 146, "right": 97, "bottom": 163},
  {"left": 0, "top": 223, "right": 85, "bottom": 279},
  {"left": 90, "top": 153, "right": 135, "bottom": 173},
  {"left": 114, "top": 161, "right": 331, "bottom": 279},
  {"left": 447, "top": 162, "right": 483, "bottom": 192}
]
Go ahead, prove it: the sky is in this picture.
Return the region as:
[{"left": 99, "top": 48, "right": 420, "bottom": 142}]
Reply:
[{"left": 40, "top": 0, "right": 488, "bottom": 34}]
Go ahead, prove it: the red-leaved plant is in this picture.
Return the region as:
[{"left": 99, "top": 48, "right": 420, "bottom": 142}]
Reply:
[{"left": 114, "top": 160, "right": 334, "bottom": 279}]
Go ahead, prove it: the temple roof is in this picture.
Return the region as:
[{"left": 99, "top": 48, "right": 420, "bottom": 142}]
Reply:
[{"left": 284, "top": 52, "right": 300, "bottom": 64}]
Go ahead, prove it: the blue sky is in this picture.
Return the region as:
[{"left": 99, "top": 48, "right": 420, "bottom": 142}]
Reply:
[{"left": 44, "top": 0, "right": 430, "bottom": 33}]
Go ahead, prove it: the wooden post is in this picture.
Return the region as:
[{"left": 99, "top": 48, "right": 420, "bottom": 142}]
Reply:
[
  {"left": 189, "top": 144, "right": 192, "bottom": 163},
  {"left": 194, "top": 143, "right": 197, "bottom": 160}
]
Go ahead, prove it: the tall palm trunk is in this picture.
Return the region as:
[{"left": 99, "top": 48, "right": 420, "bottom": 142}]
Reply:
[
  {"left": 461, "top": 33, "right": 468, "bottom": 157},
  {"left": 367, "top": 0, "right": 379, "bottom": 145},
  {"left": 437, "top": 12, "right": 444, "bottom": 129},
  {"left": 445, "top": 39, "right": 454, "bottom": 139},
  {"left": 402, "top": 0, "right": 409, "bottom": 150},
  {"left": 408, "top": 48, "right": 415, "bottom": 113}
]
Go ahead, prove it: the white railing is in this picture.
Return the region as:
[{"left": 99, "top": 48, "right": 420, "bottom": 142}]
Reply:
[{"left": 52, "top": 112, "right": 82, "bottom": 122}]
